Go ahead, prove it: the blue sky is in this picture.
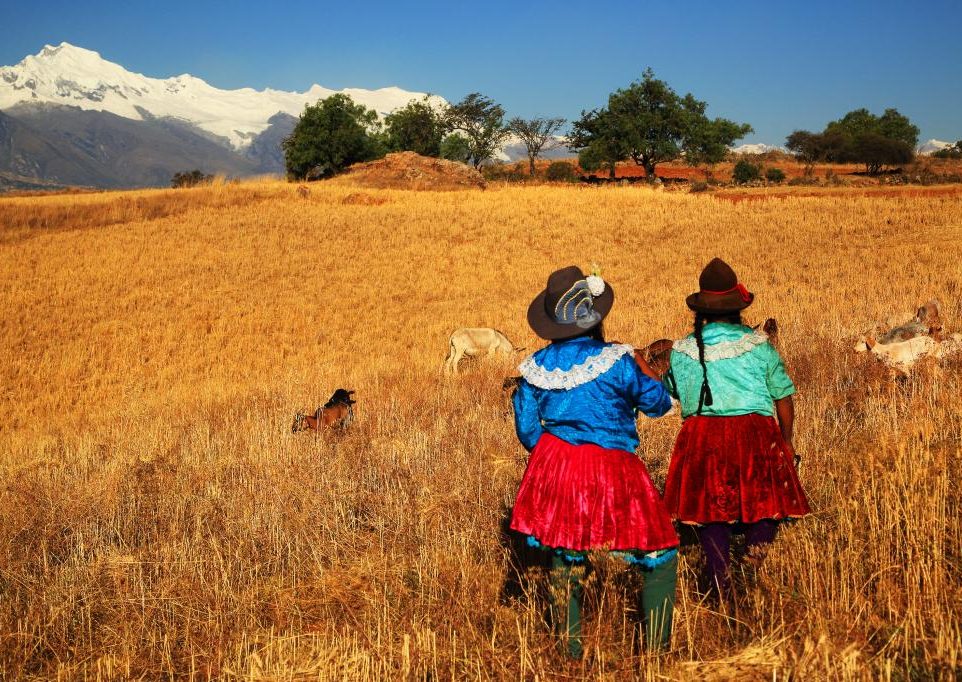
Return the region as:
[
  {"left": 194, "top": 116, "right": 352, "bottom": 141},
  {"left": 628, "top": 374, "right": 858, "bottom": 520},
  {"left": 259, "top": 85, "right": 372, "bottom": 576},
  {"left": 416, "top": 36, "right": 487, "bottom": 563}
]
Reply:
[{"left": 2, "top": 0, "right": 960, "bottom": 144}]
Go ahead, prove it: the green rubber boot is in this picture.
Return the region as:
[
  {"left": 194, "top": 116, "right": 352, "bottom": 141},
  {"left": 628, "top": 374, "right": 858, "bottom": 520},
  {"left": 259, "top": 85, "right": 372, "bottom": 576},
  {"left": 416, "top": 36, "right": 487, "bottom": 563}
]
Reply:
[
  {"left": 640, "top": 554, "right": 677, "bottom": 650},
  {"left": 549, "top": 555, "right": 584, "bottom": 660}
]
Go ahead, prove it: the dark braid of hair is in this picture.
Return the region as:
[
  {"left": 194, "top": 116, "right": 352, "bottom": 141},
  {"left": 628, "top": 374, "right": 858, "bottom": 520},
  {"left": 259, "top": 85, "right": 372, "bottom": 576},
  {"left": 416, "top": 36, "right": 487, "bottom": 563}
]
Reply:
[{"left": 694, "top": 312, "right": 714, "bottom": 414}]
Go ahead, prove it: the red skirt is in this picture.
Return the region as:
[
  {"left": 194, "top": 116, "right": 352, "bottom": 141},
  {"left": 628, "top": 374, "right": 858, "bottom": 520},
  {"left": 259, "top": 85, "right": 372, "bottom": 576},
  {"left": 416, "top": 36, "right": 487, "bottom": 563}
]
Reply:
[
  {"left": 664, "top": 414, "right": 811, "bottom": 524},
  {"left": 510, "top": 433, "right": 678, "bottom": 552}
]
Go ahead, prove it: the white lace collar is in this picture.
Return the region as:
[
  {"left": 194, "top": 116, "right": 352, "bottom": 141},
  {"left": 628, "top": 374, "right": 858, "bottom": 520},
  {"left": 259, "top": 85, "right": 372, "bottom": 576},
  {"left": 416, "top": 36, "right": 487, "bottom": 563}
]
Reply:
[
  {"left": 673, "top": 330, "right": 768, "bottom": 362},
  {"left": 519, "top": 344, "right": 634, "bottom": 390}
]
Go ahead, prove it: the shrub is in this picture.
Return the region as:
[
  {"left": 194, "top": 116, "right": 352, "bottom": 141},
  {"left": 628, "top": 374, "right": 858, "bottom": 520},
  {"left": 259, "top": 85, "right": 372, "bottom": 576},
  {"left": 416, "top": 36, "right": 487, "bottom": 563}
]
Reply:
[
  {"left": 826, "top": 170, "right": 845, "bottom": 186},
  {"left": 732, "top": 160, "right": 761, "bottom": 184},
  {"left": 690, "top": 181, "right": 709, "bottom": 193},
  {"left": 932, "top": 146, "right": 962, "bottom": 160},
  {"left": 788, "top": 176, "right": 820, "bottom": 186},
  {"left": 171, "top": 170, "right": 213, "bottom": 188},
  {"left": 765, "top": 168, "right": 786, "bottom": 183},
  {"left": 481, "top": 163, "right": 526, "bottom": 182},
  {"left": 545, "top": 161, "right": 579, "bottom": 182}
]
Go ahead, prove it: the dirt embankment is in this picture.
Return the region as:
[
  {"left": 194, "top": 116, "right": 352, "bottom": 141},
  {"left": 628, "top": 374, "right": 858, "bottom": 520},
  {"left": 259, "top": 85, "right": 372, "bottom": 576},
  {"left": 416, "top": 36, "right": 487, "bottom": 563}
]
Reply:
[{"left": 340, "top": 152, "right": 486, "bottom": 191}]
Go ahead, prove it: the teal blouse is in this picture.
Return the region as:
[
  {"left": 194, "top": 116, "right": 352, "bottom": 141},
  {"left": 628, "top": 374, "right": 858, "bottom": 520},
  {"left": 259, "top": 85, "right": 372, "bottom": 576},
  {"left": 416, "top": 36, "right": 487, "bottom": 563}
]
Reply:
[{"left": 664, "top": 322, "right": 795, "bottom": 418}]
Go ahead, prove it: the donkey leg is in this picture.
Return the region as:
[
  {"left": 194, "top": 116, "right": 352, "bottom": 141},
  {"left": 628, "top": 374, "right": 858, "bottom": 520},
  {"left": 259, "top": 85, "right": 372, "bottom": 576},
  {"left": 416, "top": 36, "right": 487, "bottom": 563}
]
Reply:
[{"left": 445, "top": 344, "right": 463, "bottom": 374}]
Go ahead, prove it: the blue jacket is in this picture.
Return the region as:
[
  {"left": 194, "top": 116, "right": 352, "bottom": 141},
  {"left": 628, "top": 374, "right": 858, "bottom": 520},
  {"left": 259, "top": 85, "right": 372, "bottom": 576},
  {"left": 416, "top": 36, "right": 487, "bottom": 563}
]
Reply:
[{"left": 513, "top": 336, "right": 672, "bottom": 453}]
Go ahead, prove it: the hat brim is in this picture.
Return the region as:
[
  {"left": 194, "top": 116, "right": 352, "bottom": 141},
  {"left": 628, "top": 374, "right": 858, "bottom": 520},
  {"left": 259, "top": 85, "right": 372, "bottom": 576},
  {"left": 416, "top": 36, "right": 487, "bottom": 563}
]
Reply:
[
  {"left": 528, "top": 284, "right": 614, "bottom": 340},
  {"left": 685, "top": 290, "right": 754, "bottom": 314}
]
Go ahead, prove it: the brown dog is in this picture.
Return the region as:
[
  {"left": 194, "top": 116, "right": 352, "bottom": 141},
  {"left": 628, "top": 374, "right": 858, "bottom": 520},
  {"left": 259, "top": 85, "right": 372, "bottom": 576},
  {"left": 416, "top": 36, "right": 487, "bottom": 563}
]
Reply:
[{"left": 292, "top": 389, "right": 356, "bottom": 433}]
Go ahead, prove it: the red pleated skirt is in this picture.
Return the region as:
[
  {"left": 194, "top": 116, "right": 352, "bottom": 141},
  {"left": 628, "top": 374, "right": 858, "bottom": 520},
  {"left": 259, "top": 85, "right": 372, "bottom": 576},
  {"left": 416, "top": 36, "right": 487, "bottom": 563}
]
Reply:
[
  {"left": 664, "top": 414, "right": 811, "bottom": 524},
  {"left": 510, "top": 433, "right": 679, "bottom": 552}
]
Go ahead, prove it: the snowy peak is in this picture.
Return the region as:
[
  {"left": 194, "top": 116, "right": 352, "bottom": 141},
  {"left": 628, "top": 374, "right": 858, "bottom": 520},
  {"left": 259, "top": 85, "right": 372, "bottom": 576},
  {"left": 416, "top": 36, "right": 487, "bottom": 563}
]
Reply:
[
  {"left": 917, "top": 139, "right": 954, "bottom": 155},
  {"left": 729, "top": 143, "right": 786, "bottom": 155},
  {"left": 0, "top": 42, "right": 441, "bottom": 150}
]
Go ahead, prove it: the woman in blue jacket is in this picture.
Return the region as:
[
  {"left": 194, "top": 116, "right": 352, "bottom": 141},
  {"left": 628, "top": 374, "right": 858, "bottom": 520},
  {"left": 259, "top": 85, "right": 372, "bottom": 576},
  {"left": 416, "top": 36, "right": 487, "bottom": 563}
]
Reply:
[{"left": 510, "top": 265, "right": 678, "bottom": 658}]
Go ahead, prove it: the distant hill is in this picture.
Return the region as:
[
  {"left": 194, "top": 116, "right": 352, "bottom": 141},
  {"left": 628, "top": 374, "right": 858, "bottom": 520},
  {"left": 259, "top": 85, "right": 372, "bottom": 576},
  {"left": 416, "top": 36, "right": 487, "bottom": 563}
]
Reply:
[{"left": 0, "top": 103, "right": 259, "bottom": 188}]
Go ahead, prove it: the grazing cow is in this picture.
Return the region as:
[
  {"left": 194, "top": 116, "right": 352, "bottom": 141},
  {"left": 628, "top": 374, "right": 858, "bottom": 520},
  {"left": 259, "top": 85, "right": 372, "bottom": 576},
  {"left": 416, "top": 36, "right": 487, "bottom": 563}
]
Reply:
[
  {"left": 292, "top": 388, "right": 356, "bottom": 433},
  {"left": 445, "top": 328, "right": 521, "bottom": 374}
]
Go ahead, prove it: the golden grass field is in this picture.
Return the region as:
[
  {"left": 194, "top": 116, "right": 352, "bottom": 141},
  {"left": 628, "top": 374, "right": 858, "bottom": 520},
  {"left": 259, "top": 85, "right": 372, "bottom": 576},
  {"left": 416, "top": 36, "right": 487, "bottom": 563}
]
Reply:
[{"left": 1, "top": 180, "right": 961, "bottom": 680}]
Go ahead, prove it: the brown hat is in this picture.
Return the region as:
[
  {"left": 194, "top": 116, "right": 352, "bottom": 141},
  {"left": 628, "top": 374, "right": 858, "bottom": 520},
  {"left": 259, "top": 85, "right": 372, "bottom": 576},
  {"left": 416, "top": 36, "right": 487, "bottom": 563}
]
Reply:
[
  {"left": 685, "top": 258, "right": 754, "bottom": 313},
  {"left": 527, "top": 265, "right": 614, "bottom": 340}
]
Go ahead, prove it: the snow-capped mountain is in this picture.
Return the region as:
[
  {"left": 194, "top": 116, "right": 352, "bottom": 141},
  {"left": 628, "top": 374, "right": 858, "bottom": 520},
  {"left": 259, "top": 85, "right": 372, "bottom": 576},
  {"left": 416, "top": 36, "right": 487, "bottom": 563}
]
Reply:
[
  {"left": 917, "top": 139, "right": 954, "bottom": 155},
  {"left": 0, "top": 42, "right": 442, "bottom": 150},
  {"left": 729, "top": 143, "right": 786, "bottom": 155}
]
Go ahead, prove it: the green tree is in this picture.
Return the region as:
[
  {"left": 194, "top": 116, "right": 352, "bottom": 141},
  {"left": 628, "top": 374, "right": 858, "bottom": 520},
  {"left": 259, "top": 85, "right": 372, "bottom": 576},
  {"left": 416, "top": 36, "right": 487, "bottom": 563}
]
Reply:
[
  {"left": 877, "top": 108, "right": 920, "bottom": 147},
  {"left": 683, "top": 117, "right": 754, "bottom": 177},
  {"left": 384, "top": 96, "right": 444, "bottom": 157},
  {"left": 849, "top": 133, "right": 914, "bottom": 174},
  {"left": 506, "top": 116, "right": 566, "bottom": 176},
  {"left": 785, "top": 130, "right": 822, "bottom": 175},
  {"left": 785, "top": 129, "right": 850, "bottom": 170},
  {"left": 569, "top": 69, "right": 751, "bottom": 181},
  {"left": 439, "top": 134, "right": 472, "bottom": 164},
  {"left": 444, "top": 93, "right": 511, "bottom": 169},
  {"left": 282, "top": 94, "right": 382, "bottom": 180},
  {"left": 819, "top": 107, "right": 918, "bottom": 173},
  {"left": 568, "top": 108, "right": 627, "bottom": 179},
  {"left": 826, "top": 108, "right": 919, "bottom": 148}
]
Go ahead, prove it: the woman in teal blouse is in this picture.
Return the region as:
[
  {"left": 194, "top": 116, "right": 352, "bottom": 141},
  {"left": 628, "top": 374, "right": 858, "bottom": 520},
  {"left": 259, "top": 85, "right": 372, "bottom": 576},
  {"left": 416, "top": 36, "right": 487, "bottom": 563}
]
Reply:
[{"left": 663, "top": 258, "right": 810, "bottom": 601}]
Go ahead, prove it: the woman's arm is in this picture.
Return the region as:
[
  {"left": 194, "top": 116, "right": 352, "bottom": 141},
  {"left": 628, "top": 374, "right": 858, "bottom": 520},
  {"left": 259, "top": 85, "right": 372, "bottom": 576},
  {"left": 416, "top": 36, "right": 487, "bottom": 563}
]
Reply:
[
  {"left": 624, "top": 357, "right": 673, "bottom": 418},
  {"left": 513, "top": 379, "right": 545, "bottom": 451},
  {"left": 774, "top": 395, "right": 796, "bottom": 461}
]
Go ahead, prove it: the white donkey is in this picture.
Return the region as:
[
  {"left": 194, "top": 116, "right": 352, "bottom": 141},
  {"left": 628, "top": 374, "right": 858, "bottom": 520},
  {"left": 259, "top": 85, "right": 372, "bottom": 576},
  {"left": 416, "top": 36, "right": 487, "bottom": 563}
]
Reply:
[
  {"left": 445, "top": 328, "right": 520, "bottom": 374},
  {"left": 854, "top": 300, "right": 960, "bottom": 372}
]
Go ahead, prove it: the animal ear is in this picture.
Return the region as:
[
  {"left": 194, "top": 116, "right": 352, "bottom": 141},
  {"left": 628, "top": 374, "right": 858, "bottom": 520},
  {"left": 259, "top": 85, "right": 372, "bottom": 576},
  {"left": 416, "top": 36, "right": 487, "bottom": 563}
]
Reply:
[{"left": 865, "top": 335, "right": 876, "bottom": 350}]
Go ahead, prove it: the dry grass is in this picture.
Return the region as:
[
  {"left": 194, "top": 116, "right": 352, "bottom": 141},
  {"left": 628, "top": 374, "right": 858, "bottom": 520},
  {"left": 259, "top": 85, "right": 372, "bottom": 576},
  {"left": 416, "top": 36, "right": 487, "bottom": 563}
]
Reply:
[{"left": 1, "top": 180, "right": 961, "bottom": 680}]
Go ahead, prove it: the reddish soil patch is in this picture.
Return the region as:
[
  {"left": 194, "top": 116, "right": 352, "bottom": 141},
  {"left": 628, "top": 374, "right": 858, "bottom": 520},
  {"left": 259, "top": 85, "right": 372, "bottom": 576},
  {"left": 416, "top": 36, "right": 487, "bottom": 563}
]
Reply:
[
  {"left": 713, "top": 186, "right": 962, "bottom": 203},
  {"left": 342, "top": 152, "right": 486, "bottom": 191}
]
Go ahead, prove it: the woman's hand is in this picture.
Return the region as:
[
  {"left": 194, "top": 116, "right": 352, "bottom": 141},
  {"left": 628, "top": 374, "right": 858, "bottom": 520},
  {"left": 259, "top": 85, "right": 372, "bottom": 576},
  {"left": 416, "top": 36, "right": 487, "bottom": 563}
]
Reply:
[{"left": 775, "top": 396, "right": 800, "bottom": 468}]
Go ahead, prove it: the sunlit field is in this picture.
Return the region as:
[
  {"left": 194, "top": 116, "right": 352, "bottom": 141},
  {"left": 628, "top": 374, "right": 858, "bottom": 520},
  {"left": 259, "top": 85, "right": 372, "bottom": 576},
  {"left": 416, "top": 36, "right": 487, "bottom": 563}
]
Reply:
[{"left": 1, "top": 180, "right": 961, "bottom": 680}]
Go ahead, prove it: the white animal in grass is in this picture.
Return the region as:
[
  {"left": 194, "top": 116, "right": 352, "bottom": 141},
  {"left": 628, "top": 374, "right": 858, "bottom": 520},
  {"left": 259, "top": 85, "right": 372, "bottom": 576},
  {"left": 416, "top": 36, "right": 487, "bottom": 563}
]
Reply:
[
  {"left": 445, "top": 328, "right": 521, "bottom": 373},
  {"left": 856, "top": 333, "right": 962, "bottom": 373},
  {"left": 854, "top": 301, "right": 961, "bottom": 372}
]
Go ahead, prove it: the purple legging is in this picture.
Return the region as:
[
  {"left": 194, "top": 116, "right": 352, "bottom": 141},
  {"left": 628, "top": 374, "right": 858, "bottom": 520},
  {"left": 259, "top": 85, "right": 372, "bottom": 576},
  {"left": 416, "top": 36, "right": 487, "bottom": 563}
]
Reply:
[{"left": 697, "top": 520, "right": 778, "bottom": 597}]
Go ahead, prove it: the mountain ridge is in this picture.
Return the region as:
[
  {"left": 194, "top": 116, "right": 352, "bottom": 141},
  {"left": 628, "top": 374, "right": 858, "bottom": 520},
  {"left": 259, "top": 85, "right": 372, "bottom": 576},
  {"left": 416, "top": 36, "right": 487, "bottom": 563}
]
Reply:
[{"left": 0, "top": 42, "right": 441, "bottom": 150}]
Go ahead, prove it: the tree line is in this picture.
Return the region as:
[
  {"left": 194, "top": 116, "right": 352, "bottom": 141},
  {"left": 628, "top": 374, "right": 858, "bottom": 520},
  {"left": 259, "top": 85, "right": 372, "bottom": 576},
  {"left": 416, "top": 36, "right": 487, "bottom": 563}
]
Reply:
[{"left": 282, "top": 68, "right": 927, "bottom": 182}]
